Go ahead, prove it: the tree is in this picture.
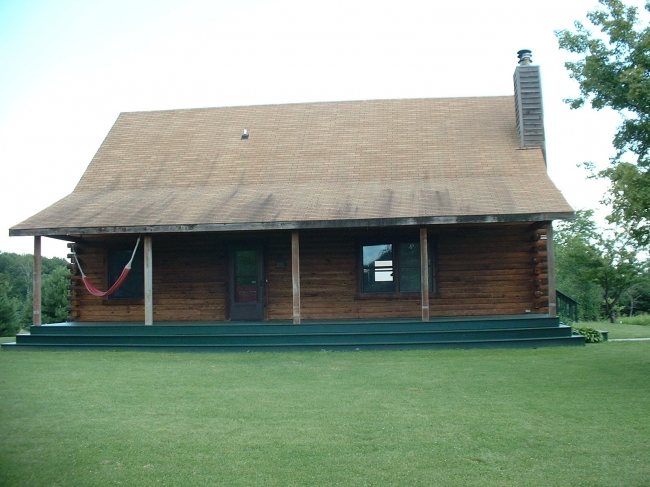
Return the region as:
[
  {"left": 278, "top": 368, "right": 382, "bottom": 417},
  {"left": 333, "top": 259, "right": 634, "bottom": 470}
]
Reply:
[
  {"left": 42, "top": 266, "right": 70, "bottom": 324},
  {"left": 0, "top": 252, "right": 70, "bottom": 333},
  {"left": 622, "top": 275, "right": 650, "bottom": 315},
  {"left": 555, "top": 211, "right": 604, "bottom": 321},
  {"left": 0, "top": 275, "right": 19, "bottom": 336},
  {"left": 555, "top": 210, "right": 644, "bottom": 322},
  {"left": 556, "top": 0, "right": 650, "bottom": 246}
]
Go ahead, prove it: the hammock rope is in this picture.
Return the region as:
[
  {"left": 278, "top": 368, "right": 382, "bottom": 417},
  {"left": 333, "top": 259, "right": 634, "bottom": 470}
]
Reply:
[{"left": 73, "top": 237, "right": 141, "bottom": 297}]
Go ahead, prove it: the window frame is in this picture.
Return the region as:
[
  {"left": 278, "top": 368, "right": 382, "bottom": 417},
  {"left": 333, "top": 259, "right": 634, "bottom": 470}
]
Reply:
[{"left": 357, "top": 236, "right": 437, "bottom": 297}]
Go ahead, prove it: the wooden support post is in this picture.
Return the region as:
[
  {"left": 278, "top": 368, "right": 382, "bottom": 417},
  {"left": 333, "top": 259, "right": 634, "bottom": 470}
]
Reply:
[
  {"left": 546, "top": 222, "right": 557, "bottom": 318},
  {"left": 420, "top": 227, "right": 430, "bottom": 322},
  {"left": 33, "top": 236, "right": 42, "bottom": 326},
  {"left": 144, "top": 236, "right": 153, "bottom": 326},
  {"left": 291, "top": 230, "right": 301, "bottom": 325}
]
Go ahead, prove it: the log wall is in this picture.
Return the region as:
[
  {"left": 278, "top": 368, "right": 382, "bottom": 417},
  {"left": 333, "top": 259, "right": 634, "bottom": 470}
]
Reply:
[
  {"left": 68, "top": 234, "right": 229, "bottom": 322},
  {"left": 66, "top": 224, "right": 548, "bottom": 322}
]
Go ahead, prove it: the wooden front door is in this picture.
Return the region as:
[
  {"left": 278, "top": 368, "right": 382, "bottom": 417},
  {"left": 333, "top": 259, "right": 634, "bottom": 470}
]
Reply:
[{"left": 229, "top": 246, "right": 264, "bottom": 321}]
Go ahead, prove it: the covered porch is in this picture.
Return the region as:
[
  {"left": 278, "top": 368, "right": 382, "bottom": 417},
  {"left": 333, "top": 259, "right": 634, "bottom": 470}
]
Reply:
[
  {"left": 13, "top": 218, "right": 572, "bottom": 352},
  {"left": 27, "top": 222, "right": 559, "bottom": 325}
]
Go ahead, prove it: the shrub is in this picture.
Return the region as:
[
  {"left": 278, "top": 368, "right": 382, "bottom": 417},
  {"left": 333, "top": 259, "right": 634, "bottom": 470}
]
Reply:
[{"left": 572, "top": 326, "right": 604, "bottom": 343}]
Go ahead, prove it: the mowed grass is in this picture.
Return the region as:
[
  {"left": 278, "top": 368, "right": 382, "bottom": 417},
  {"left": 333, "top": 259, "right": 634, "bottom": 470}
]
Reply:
[
  {"left": 1, "top": 344, "right": 649, "bottom": 487},
  {"left": 580, "top": 320, "right": 650, "bottom": 339}
]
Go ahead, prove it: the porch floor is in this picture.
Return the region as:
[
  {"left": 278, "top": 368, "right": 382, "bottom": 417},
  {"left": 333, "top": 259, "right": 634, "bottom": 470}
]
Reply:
[{"left": 2, "top": 315, "right": 585, "bottom": 351}]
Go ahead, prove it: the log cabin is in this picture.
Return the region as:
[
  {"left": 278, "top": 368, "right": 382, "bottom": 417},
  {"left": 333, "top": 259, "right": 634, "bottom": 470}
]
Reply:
[{"left": 5, "top": 50, "right": 583, "bottom": 350}]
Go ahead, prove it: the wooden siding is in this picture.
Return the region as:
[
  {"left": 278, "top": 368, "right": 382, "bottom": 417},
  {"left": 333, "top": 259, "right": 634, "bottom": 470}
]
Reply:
[{"left": 67, "top": 224, "right": 548, "bottom": 322}]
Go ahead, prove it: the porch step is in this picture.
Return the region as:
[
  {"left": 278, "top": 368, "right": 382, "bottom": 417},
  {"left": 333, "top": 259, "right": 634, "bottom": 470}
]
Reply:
[{"left": 2, "top": 316, "right": 585, "bottom": 351}]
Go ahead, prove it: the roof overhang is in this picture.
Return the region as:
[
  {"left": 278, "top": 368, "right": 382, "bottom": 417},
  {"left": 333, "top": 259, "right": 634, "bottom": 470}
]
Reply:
[{"left": 9, "top": 211, "right": 575, "bottom": 238}]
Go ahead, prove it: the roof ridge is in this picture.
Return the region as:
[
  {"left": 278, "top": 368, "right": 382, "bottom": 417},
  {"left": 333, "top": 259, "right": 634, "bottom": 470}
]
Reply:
[{"left": 119, "top": 95, "right": 515, "bottom": 115}]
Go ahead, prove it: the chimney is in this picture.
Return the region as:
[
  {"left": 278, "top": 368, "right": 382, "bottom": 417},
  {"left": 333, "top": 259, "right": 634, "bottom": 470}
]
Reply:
[{"left": 513, "top": 49, "right": 545, "bottom": 155}]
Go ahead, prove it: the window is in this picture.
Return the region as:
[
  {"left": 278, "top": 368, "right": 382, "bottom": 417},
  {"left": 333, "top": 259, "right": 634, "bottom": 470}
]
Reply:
[
  {"left": 108, "top": 247, "right": 144, "bottom": 299},
  {"left": 361, "top": 240, "right": 434, "bottom": 294}
]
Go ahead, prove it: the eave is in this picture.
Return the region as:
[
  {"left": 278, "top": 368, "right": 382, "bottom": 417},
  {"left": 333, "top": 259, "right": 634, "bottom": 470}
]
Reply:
[{"left": 9, "top": 211, "right": 575, "bottom": 239}]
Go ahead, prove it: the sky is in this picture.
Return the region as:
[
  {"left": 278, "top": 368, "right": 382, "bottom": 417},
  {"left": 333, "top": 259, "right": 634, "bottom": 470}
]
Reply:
[{"left": 0, "top": 0, "right": 643, "bottom": 258}]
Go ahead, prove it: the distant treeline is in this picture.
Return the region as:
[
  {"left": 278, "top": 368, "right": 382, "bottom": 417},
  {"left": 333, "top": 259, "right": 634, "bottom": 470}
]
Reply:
[{"left": 0, "top": 252, "right": 69, "bottom": 336}]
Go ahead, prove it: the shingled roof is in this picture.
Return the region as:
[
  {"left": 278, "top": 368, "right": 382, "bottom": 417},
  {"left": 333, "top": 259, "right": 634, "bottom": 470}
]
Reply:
[{"left": 10, "top": 96, "right": 573, "bottom": 237}]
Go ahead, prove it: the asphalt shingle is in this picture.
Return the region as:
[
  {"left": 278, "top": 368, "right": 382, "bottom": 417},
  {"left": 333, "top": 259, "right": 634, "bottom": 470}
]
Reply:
[{"left": 11, "top": 96, "right": 573, "bottom": 235}]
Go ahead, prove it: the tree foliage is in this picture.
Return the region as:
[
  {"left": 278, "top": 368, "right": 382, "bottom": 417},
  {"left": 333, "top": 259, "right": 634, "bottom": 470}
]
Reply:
[
  {"left": 0, "top": 275, "right": 19, "bottom": 336},
  {"left": 604, "top": 161, "right": 650, "bottom": 246},
  {"left": 555, "top": 215, "right": 604, "bottom": 321},
  {"left": 556, "top": 0, "right": 650, "bottom": 246},
  {"left": 621, "top": 276, "right": 650, "bottom": 315},
  {"left": 555, "top": 210, "right": 645, "bottom": 322},
  {"left": 42, "top": 266, "right": 70, "bottom": 323},
  {"left": 0, "top": 252, "right": 70, "bottom": 335}
]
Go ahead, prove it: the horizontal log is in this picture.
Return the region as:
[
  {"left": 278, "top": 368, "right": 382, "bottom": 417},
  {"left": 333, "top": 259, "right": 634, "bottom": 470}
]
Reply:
[
  {"left": 442, "top": 273, "right": 534, "bottom": 282},
  {"left": 436, "top": 291, "right": 534, "bottom": 300},
  {"left": 439, "top": 244, "right": 534, "bottom": 255},
  {"left": 438, "top": 262, "right": 537, "bottom": 272}
]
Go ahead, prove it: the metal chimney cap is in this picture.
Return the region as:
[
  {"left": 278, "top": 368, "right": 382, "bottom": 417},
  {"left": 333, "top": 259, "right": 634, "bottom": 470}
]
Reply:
[{"left": 517, "top": 49, "right": 532, "bottom": 65}]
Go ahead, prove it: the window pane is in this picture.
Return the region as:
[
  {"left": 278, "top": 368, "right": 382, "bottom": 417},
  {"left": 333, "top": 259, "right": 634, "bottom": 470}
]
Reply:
[
  {"left": 399, "top": 266, "right": 421, "bottom": 293},
  {"left": 399, "top": 242, "right": 421, "bottom": 292},
  {"left": 108, "top": 247, "right": 144, "bottom": 299},
  {"left": 399, "top": 242, "right": 420, "bottom": 267},
  {"left": 362, "top": 244, "right": 394, "bottom": 293}
]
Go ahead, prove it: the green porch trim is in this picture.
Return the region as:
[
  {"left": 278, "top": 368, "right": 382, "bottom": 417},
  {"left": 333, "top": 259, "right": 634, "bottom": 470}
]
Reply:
[{"left": 2, "top": 315, "right": 585, "bottom": 352}]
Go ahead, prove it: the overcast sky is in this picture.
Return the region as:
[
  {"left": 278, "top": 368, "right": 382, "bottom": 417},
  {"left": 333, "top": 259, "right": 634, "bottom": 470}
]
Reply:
[{"left": 1, "top": 0, "right": 643, "bottom": 258}]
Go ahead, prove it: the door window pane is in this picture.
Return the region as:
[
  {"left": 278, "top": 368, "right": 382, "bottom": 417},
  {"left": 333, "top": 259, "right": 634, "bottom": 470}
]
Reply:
[{"left": 235, "top": 250, "right": 258, "bottom": 302}]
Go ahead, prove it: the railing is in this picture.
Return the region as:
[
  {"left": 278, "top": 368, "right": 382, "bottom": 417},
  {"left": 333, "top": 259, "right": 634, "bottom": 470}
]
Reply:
[{"left": 557, "top": 290, "right": 579, "bottom": 322}]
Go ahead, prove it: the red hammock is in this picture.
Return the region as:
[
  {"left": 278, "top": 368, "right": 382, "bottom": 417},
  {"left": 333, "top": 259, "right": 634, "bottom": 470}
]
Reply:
[{"left": 73, "top": 237, "right": 141, "bottom": 297}]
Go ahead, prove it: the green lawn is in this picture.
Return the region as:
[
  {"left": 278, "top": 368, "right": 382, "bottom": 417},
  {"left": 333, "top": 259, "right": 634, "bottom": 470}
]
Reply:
[
  {"left": 1, "top": 343, "right": 649, "bottom": 486},
  {"left": 579, "top": 320, "right": 650, "bottom": 339}
]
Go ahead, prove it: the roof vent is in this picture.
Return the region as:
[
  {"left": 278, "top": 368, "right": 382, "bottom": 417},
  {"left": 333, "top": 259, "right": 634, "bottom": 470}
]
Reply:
[
  {"left": 517, "top": 49, "right": 532, "bottom": 66},
  {"left": 241, "top": 128, "right": 249, "bottom": 140}
]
